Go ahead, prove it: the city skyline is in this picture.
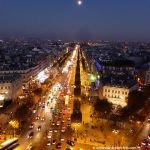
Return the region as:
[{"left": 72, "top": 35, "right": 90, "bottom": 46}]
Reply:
[{"left": 0, "top": 0, "right": 150, "bottom": 41}]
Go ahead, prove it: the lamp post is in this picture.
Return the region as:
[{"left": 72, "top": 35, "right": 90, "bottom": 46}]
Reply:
[{"left": 112, "top": 129, "right": 119, "bottom": 150}]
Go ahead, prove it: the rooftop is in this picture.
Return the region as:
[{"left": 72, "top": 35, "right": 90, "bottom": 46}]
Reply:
[
  {"left": 101, "top": 74, "right": 137, "bottom": 88},
  {"left": 0, "top": 74, "right": 21, "bottom": 83}
]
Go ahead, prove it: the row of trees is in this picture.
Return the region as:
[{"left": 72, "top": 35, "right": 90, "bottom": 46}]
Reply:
[
  {"left": 121, "top": 86, "right": 150, "bottom": 120},
  {"left": 71, "top": 49, "right": 82, "bottom": 123},
  {"left": 94, "top": 98, "right": 112, "bottom": 118}
]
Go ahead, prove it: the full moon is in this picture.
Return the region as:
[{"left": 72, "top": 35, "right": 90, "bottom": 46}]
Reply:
[{"left": 77, "top": 0, "right": 82, "bottom": 6}]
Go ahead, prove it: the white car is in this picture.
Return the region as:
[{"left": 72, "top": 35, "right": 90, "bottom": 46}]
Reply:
[
  {"left": 47, "top": 141, "right": 51, "bottom": 146},
  {"left": 67, "top": 117, "right": 71, "bottom": 121},
  {"left": 49, "top": 129, "right": 53, "bottom": 133},
  {"left": 57, "top": 121, "right": 60, "bottom": 126},
  {"left": 36, "top": 116, "right": 40, "bottom": 120},
  {"left": 37, "top": 126, "right": 41, "bottom": 131},
  {"left": 41, "top": 117, "right": 45, "bottom": 121},
  {"left": 61, "top": 127, "right": 65, "bottom": 133},
  {"left": 60, "top": 137, "right": 64, "bottom": 142},
  {"left": 29, "top": 123, "right": 34, "bottom": 129},
  {"left": 47, "top": 132, "right": 52, "bottom": 139}
]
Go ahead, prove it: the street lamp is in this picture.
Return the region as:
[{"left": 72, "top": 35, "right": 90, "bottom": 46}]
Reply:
[
  {"left": 112, "top": 129, "right": 119, "bottom": 149},
  {"left": 89, "top": 74, "right": 96, "bottom": 82}
]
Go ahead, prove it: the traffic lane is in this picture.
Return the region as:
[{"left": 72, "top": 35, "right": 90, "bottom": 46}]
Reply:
[
  {"left": 14, "top": 106, "right": 46, "bottom": 149},
  {"left": 15, "top": 54, "right": 75, "bottom": 150},
  {"left": 32, "top": 53, "right": 76, "bottom": 149},
  {"left": 16, "top": 89, "right": 59, "bottom": 149}
]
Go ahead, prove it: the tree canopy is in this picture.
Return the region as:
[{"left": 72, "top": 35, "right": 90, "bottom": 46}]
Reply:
[
  {"left": 94, "top": 99, "right": 112, "bottom": 116},
  {"left": 127, "top": 90, "right": 147, "bottom": 112},
  {"left": 14, "top": 104, "right": 31, "bottom": 121}
]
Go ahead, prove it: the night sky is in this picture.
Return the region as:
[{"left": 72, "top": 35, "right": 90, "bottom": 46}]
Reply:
[{"left": 0, "top": 0, "right": 150, "bottom": 41}]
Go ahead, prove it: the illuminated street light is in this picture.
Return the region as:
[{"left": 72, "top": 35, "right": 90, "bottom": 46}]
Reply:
[
  {"left": 97, "top": 75, "right": 100, "bottom": 79},
  {"left": 89, "top": 74, "right": 96, "bottom": 82}
]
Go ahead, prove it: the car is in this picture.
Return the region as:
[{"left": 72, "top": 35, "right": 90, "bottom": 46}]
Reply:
[
  {"left": 56, "top": 143, "right": 62, "bottom": 148},
  {"left": 52, "top": 122, "right": 55, "bottom": 126},
  {"left": 66, "top": 140, "right": 75, "bottom": 146},
  {"left": 56, "top": 121, "right": 60, "bottom": 126},
  {"left": 41, "top": 117, "right": 45, "bottom": 121},
  {"left": 39, "top": 102, "right": 42, "bottom": 106},
  {"left": 49, "top": 129, "right": 53, "bottom": 133},
  {"left": 42, "top": 105, "right": 45, "bottom": 109},
  {"left": 33, "top": 109, "right": 36, "bottom": 114},
  {"left": 47, "top": 141, "right": 51, "bottom": 146},
  {"left": 141, "top": 139, "right": 148, "bottom": 146},
  {"left": 67, "top": 117, "right": 71, "bottom": 121},
  {"left": 47, "top": 132, "right": 52, "bottom": 139},
  {"left": 36, "top": 116, "right": 40, "bottom": 120},
  {"left": 61, "top": 127, "right": 65, "bottom": 133},
  {"left": 60, "top": 136, "right": 64, "bottom": 142},
  {"left": 37, "top": 125, "right": 41, "bottom": 131},
  {"left": 62, "top": 120, "right": 65, "bottom": 123},
  {"left": 54, "top": 129, "right": 58, "bottom": 133},
  {"left": 28, "top": 132, "right": 34, "bottom": 139},
  {"left": 52, "top": 139, "right": 56, "bottom": 145},
  {"left": 29, "top": 123, "right": 34, "bottom": 129},
  {"left": 67, "top": 124, "right": 71, "bottom": 127},
  {"left": 137, "top": 144, "right": 141, "bottom": 149}
]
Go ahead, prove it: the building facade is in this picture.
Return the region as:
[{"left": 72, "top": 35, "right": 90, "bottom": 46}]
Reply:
[
  {"left": 102, "top": 83, "right": 138, "bottom": 107},
  {"left": 0, "top": 75, "right": 22, "bottom": 107},
  {"left": 145, "top": 70, "right": 150, "bottom": 85},
  {"left": 103, "top": 86, "right": 129, "bottom": 107}
]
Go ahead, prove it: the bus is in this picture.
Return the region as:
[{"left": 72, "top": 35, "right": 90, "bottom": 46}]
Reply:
[
  {"left": 0, "top": 95, "right": 4, "bottom": 108},
  {"left": 0, "top": 138, "right": 19, "bottom": 150}
]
